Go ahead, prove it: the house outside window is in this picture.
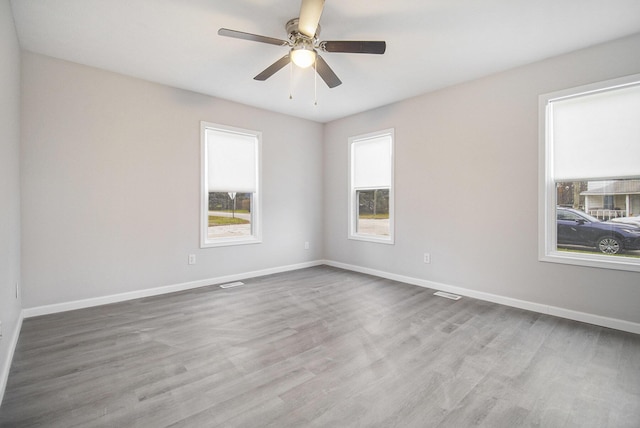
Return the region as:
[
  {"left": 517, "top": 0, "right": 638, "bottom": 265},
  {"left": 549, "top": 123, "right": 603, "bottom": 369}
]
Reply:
[
  {"left": 348, "top": 129, "right": 394, "bottom": 243},
  {"left": 581, "top": 180, "right": 640, "bottom": 219},
  {"left": 539, "top": 74, "right": 640, "bottom": 272},
  {"left": 201, "top": 122, "right": 261, "bottom": 248}
]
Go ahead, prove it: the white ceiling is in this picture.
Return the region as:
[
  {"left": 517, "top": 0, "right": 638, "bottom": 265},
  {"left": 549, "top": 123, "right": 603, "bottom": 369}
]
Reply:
[{"left": 10, "top": 0, "right": 640, "bottom": 123}]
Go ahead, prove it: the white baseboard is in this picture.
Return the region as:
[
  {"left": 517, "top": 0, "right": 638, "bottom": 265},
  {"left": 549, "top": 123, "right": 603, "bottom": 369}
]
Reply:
[
  {"left": 0, "top": 310, "right": 23, "bottom": 407},
  {"left": 16, "top": 257, "right": 640, "bottom": 337},
  {"left": 22, "top": 260, "right": 324, "bottom": 318},
  {"left": 323, "top": 260, "right": 640, "bottom": 335}
]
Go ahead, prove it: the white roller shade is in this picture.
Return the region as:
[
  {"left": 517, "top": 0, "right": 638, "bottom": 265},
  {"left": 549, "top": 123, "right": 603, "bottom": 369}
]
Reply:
[
  {"left": 206, "top": 128, "right": 257, "bottom": 193},
  {"left": 352, "top": 135, "right": 392, "bottom": 188},
  {"left": 551, "top": 83, "right": 640, "bottom": 180}
]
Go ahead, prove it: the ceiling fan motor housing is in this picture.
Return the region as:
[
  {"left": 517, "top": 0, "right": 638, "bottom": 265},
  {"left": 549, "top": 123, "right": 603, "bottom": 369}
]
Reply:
[{"left": 286, "top": 18, "right": 320, "bottom": 44}]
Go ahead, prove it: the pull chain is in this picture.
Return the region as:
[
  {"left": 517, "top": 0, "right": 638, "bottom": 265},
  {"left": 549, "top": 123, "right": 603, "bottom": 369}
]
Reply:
[
  {"left": 289, "top": 60, "right": 293, "bottom": 100},
  {"left": 314, "top": 57, "right": 318, "bottom": 106}
]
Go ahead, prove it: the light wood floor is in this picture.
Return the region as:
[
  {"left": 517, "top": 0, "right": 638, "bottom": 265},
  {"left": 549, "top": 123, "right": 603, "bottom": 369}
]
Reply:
[{"left": 1, "top": 266, "right": 639, "bottom": 427}]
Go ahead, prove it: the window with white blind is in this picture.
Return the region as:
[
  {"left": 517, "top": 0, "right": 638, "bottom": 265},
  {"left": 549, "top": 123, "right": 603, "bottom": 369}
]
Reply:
[
  {"left": 201, "top": 122, "right": 261, "bottom": 247},
  {"left": 349, "top": 129, "right": 394, "bottom": 243},
  {"left": 539, "top": 74, "right": 640, "bottom": 271}
]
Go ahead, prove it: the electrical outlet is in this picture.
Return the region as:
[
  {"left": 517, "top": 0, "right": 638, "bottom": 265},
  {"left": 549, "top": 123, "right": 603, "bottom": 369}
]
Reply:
[
  {"left": 304, "top": 241, "right": 310, "bottom": 250},
  {"left": 188, "top": 254, "right": 196, "bottom": 265},
  {"left": 423, "top": 253, "right": 431, "bottom": 264}
]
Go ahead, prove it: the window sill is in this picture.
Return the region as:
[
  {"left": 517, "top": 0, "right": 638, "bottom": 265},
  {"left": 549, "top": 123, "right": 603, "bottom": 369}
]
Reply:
[
  {"left": 201, "top": 236, "right": 262, "bottom": 249},
  {"left": 540, "top": 250, "right": 640, "bottom": 273},
  {"left": 348, "top": 234, "right": 395, "bottom": 245}
]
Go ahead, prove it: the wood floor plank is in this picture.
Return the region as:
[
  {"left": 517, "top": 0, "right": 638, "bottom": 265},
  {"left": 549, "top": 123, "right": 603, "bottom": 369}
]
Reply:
[{"left": 1, "top": 266, "right": 639, "bottom": 427}]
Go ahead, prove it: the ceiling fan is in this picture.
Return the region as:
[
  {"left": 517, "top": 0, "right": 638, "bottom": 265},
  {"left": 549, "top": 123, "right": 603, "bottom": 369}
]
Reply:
[{"left": 218, "top": 0, "right": 386, "bottom": 88}]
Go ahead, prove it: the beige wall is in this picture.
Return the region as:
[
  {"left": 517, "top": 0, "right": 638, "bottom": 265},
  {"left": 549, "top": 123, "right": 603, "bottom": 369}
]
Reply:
[
  {"left": 0, "top": 0, "right": 22, "bottom": 399},
  {"left": 324, "top": 33, "right": 640, "bottom": 324},
  {"left": 20, "top": 52, "right": 324, "bottom": 308}
]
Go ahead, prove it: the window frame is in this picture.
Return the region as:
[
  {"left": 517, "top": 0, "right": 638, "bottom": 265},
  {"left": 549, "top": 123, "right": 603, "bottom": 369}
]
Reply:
[
  {"left": 200, "top": 121, "right": 262, "bottom": 248},
  {"left": 348, "top": 128, "right": 395, "bottom": 244},
  {"left": 538, "top": 74, "right": 640, "bottom": 272}
]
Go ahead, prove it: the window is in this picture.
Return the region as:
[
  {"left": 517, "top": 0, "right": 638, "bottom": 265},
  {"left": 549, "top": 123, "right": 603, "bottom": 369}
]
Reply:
[
  {"left": 348, "top": 129, "right": 394, "bottom": 243},
  {"left": 539, "top": 74, "right": 640, "bottom": 271},
  {"left": 201, "top": 122, "right": 261, "bottom": 247}
]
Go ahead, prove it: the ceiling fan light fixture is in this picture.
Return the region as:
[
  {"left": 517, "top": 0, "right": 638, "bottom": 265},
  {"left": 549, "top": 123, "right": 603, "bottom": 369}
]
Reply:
[
  {"left": 290, "top": 44, "right": 316, "bottom": 68},
  {"left": 218, "top": 1, "right": 385, "bottom": 89}
]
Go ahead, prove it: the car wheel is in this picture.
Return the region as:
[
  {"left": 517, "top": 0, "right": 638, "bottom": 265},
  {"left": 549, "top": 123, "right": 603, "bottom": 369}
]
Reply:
[{"left": 597, "top": 236, "right": 622, "bottom": 254}]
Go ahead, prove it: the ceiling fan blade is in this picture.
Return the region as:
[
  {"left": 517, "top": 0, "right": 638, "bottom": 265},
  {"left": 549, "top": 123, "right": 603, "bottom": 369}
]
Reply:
[
  {"left": 254, "top": 54, "right": 291, "bottom": 81},
  {"left": 315, "top": 55, "right": 341, "bottom": 88},
  {"left": 218, "top": 28, "right": 289, "bottom": 47},
  {"left": 321, "top": 41, "right": 386, "bottom": 54},
  {"left": 298, "top": 0, "right": 325, "bottom": 38}
]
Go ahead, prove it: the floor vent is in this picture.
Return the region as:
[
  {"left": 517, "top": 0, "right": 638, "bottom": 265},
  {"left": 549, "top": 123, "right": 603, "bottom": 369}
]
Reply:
[
  {"left": 219, "top": 281, "right": 245, "bottom": 289},
  {"left": 434, "top": 291, "right": 461, "bottom": 300}
]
